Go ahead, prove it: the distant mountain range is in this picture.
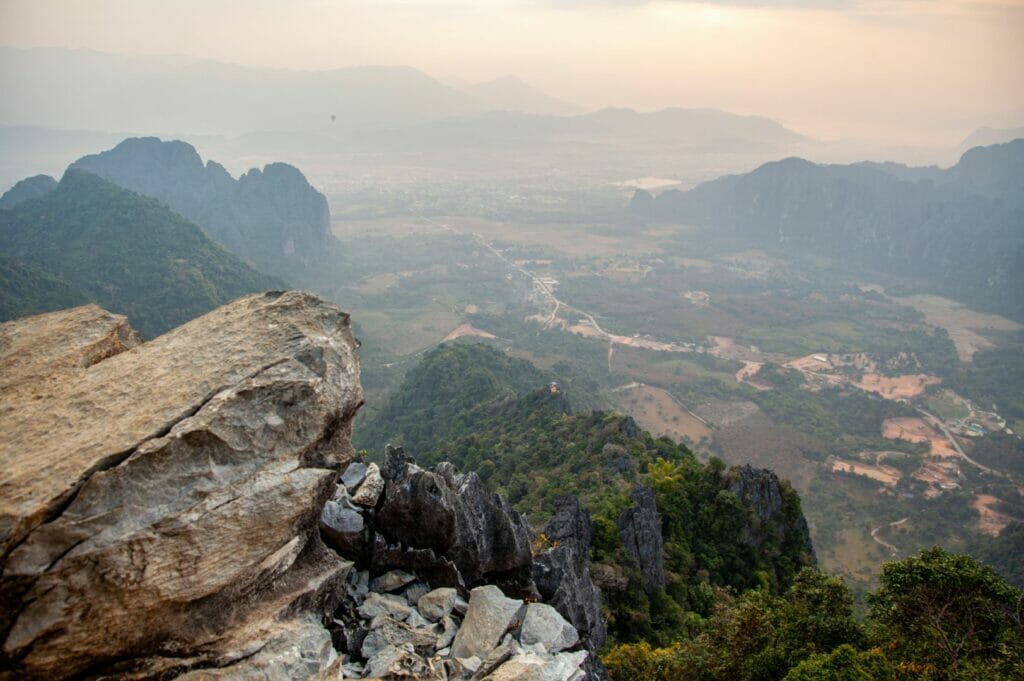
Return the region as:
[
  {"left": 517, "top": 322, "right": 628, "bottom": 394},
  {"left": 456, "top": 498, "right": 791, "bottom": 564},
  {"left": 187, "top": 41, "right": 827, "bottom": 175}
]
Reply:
[
  {"left": 0, "top": 47, "right": 801, "bottom": 153},
  {"left": 70, "top": 137, "right": 335, "bottom": 281},
  {"left": 0, "top": 169, "right": 281, "bottom": 336},
  {"left": 0, "top": 47, "right": 584, "bottom": 135},
  {"left": 631, "top": 139, "right": 1024, "bottom": 322}
]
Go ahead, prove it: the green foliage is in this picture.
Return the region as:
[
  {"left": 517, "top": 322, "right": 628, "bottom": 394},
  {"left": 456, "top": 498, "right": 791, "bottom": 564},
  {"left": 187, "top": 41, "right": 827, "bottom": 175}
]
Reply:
[
  {"left": 0, "top": 169, "right": 282, "bottom": 336},
  {"left": 968, "top": 522, "right": 1024, "bottom": 588},
  {"left": 604, "top": 552, "right": 1024, "bottom": 680},
  {"left": 868, "top": 547, "right": 1024, "bottom": 678},
  {"left": 354, "top": 341, "right": 552, "bottom": 454},
  {"left": 782, "top": 645, "right": 891, "bottom": 681}
]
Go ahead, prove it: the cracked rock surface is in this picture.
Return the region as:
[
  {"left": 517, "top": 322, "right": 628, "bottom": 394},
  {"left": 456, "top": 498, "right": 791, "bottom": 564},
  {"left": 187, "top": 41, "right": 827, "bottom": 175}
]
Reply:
[{"left": 0, "top": 291, "right": 363, "bottom": 679}]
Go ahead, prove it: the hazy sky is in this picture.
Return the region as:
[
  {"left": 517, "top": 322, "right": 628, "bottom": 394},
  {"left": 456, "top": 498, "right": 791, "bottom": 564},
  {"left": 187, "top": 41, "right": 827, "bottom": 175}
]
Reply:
[{"left": 2, "top": 0, "right": 1022, "bottom": 142}]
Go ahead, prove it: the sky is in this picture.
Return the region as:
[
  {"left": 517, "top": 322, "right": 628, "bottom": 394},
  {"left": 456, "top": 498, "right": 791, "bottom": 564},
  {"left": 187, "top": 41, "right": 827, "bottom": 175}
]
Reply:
[{"left": 1, "top": 0, "right": 1023, "bottom": 143}]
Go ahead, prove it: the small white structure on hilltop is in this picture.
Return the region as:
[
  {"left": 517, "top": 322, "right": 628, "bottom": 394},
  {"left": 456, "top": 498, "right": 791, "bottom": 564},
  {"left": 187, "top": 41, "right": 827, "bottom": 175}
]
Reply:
[{"left": 550, "top": 382, "right": 559, "bottom": 394}]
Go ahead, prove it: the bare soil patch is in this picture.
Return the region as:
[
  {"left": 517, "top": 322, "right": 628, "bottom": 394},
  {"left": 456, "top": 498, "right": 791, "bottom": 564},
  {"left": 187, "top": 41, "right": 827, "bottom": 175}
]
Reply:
[
  {"left": 831, "top": 459, "right": 901, "bottom": 486},
  {"left": 443, "top": 323, "right": 497, "bottom": 342},
  {"left": 853, "top": 373, "right": 940, "bottom": 400},
  {"left": 973, "top": 494, "right": 1018, "bottom": 536},
  {"left": 882, "top": 417, "right": 958, "bottom": 458}
]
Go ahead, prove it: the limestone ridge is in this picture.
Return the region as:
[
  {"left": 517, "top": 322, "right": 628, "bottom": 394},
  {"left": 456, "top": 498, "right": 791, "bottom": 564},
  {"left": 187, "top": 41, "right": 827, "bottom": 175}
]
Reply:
[
  {"left": 0, "top": 291, "right": 363, "bottom": 679},
  {"left": 70, "top": 137, "right": 335, "bottom": 280},
  {"left": 617, "top": 485, "right": 666, "bottom": 596}
]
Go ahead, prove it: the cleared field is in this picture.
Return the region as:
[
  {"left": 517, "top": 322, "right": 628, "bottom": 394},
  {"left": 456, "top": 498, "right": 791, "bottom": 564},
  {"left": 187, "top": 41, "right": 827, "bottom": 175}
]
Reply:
[
  {"left": 831, "top": 459, "right": 901, "bottom": 486},
  {"left": 973, "top": 494, "right": 1018, "bottom": 536},
  {"left": 354, "top": 306, "right": 462, "bottom": 356},
  {"left": 714, "top": 411, "right": 823, "bottom": 489},
  {"left": 444, "top": 323, "right": 497, "bottom": 342},
  {"left": 893, "top": 294, "right": 1022, "bottom": 362},
  {"left": 735, "top": 361, "right": 771, "bottom": 390},
  {"left": 882, "top": 417, "right": 959, "bottom": 457},
  {"left": 692, "top": 399, "right": 762, "bottom": 428},
  {"left": 853, "top": 373, "right": 940, "bottom": 400},
  {"left": 611, "top": 385, "right": 712, "bottom": 444},
  {"left": 817, "top": 526, "right": 887, "bottom": 583}
]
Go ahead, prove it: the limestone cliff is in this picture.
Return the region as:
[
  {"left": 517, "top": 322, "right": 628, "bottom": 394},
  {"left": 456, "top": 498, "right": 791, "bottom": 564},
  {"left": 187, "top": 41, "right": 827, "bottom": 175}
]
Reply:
[{"left": 70, "top": 138, "right": 335, "bottom": 281}]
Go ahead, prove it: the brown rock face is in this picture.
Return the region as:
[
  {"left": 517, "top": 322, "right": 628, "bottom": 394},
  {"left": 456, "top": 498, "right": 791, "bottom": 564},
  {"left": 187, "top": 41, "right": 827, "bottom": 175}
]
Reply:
[{"left": 0, "top": 291, "right": 363, "bottom": 680}]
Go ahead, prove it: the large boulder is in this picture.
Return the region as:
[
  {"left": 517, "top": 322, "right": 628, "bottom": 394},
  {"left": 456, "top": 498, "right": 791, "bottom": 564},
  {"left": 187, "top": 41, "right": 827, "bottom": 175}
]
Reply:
[
  {"left": 376, "top": 450, "right": 533, "bottom": 585},
  {"left": 0, "top": 291, "right": 363, "bottom": 679},
  {"left": 617, "top": 485, "right": 666, "bottom": 595}
]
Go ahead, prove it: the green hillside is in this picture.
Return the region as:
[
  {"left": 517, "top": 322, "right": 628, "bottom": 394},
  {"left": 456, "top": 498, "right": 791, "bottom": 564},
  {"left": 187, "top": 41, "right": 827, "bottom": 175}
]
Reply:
[{"left": 0, "top": 169, "right": 283, "bottom": 336}]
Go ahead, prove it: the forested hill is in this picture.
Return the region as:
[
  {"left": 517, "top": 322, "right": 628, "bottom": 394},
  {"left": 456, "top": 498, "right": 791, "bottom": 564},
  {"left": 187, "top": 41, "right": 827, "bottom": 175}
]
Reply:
[
  {"left": 630, "top": 139, "right": 1024, "bottom": 322},
  {"left": 0, "top": 169, "right": 282, "bottom": 337},
  {"left": 70, "top": 137, "right": 335, "bottom": 282},
  {"left": 354, "top": 341, "right": 554, "bottom": 454}
]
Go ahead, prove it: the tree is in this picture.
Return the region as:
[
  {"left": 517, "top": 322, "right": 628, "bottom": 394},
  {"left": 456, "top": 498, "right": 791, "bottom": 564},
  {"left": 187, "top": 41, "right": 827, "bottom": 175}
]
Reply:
[
  {"left": 868, "top": 547, "right": 1024, "bottom": 677},
  {"left": 783, "top": 645, "right": 891, "bottom": 681}
]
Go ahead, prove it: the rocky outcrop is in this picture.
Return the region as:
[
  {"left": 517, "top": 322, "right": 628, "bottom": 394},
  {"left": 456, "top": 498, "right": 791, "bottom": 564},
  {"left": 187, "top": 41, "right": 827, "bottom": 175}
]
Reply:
[
  {"left": 0, "top": 293, "right": 601, "bottom": 680},
  {"left": 70, "top": 137, "right": 335, "bottom": 280},
  {"left": 532, "top": 494, "right": 607, "bottom": 674},
  {"left": 728, "top": 465, "right": 815, "bottom": 558},
  {"left": 374, "top": 446, "right": 534, "bottom": 587},
  {"left": 617, "top": 485, "right": 666, "bottom": 595},
  {"left": 0, "top": 291, "right": 363, "bottom": 679},
  {"left": 0, "top": 175, "right": 56, "bottom": 210}
]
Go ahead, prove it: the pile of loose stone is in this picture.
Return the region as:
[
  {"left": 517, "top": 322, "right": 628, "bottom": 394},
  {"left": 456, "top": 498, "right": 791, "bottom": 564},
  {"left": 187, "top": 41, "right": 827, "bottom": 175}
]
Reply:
[{"left": 334, "top": 569, "right": 586, "bottom": 680}]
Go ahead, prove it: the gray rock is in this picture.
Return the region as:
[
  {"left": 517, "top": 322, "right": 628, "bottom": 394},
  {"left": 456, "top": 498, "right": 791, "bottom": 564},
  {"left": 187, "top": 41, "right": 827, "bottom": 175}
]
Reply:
[
  {"left": 377, "top": 460, "right": 532, "bottom": 585},
  {"left": 371, "top": 569, "right": 417, "bottom": 593},
  {"left": 418, "top": 587, "right": 458, "bottom": 621},
  {"left": 470, "top": 637, "right": 515, "bottom": 679},
  {"left": 361, "top": 618, "right": 412, "bottom": 660},
  {"left": 404, "top": 582, "right": 430, "bottom": 604},
  {"left": 457, "top": 656, "right": 483, "bottom": 674},
  {"left": 617, "top": 485, "right": 665, "bottom": 594},
  {"left": 486, "top": 650, "right": 589, "bottom": 681},
  {"left": 341, "top": 461, "right": 368, "bottom": 491},
  {"left": 364, "top": 645, "right": 437, "bottom": 679},
  {"left": 454, "top": 595, "right": 470, "bottom": 616},
  {"left": 371, "top": 536, "right": 466, "bottom": 590},
  {"left": 320, "top": 499, "right": 366, "bottom": 559},
  {"left": 406, "top": 608, "right": 434, "bottom": 630},
  {"left": 361, "top": 615, "right": 437, "bottom": 659},
  {"left": 520, "top": 603, "right": 579, "bottom": 654},
  {"left": 436, "top": 615, "right": 459, "bottom": 650},
  {"left": 358, "top": 592, "right": 412, "bottom": 621},
  {"left": 352, "top": 462, "right": 384, "bottom": 507},
  {"left": 450, "top": 585, "right": 524, "bottom": 660}
]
